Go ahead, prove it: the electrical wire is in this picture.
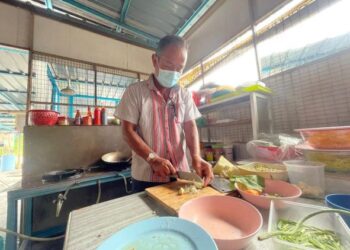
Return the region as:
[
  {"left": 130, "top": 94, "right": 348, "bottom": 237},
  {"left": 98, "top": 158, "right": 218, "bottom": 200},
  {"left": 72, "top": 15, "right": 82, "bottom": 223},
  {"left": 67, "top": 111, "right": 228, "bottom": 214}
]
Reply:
[
  {"left": 0, "top": 227, "right": 64, "bottom": 242},
  {"left": 96, "top": 180, "right": 101, "bottom": 204},
  {"left": 117, "top": 172, "right": 132, "bottom": 194}
]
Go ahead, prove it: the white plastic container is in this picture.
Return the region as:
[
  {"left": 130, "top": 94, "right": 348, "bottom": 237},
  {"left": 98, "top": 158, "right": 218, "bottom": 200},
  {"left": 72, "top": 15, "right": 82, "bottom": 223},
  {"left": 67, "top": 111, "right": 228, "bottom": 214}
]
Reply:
[
  {"left": 268, "top": 200, "right": 350, "bottom": 250},
  {"left": 283, "top": 160, "right": 325, "bottom": 198}
]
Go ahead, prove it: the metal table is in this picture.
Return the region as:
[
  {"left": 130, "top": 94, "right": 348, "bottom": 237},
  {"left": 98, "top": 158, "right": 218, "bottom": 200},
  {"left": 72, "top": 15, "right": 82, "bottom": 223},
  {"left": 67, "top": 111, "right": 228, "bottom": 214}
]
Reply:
[
  {"left": 64, "top": 192, "right": 324, "bottom": 250},
  {"left": 6, "top": 169, "right": 131, "bottom": 250}
]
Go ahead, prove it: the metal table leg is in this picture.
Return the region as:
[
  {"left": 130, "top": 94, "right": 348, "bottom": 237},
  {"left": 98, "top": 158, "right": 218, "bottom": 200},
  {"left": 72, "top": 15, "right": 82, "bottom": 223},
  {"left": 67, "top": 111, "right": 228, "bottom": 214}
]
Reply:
[{"left": 6, "top": 193, "right": 18, "bottom": 250}]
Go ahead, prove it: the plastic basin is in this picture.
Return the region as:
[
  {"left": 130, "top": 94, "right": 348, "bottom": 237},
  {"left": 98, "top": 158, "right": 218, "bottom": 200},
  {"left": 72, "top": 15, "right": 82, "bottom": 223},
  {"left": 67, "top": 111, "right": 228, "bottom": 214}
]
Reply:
[
  {"left": 179, "top": 195, "right": 263, "bottom": 250},
  {"left": 235, "top": 179, "right": 302, "bottom": 209},
  {"left": 325, "top": 194, "right": 350, "bottom": 227}
]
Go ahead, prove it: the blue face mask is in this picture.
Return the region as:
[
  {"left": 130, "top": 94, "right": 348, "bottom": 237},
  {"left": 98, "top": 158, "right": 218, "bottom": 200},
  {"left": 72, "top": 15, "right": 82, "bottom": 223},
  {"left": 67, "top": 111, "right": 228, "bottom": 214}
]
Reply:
[{"left": 156, "top": 69, "right": 181, "bottom": 88}]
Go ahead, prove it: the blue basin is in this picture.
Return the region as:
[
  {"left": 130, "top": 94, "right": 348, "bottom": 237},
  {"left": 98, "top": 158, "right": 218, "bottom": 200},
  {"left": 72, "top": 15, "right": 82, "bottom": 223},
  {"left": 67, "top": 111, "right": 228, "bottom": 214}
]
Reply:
[{"left": 325, "top": 194, "right": 350, "bottom": 227}]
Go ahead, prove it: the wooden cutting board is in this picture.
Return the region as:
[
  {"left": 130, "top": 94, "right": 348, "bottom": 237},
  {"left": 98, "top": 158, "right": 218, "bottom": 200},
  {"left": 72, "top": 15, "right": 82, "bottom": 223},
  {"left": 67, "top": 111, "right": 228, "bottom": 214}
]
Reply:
[{"left": 146, "top": 180, "right": 225, "bottom": 215}]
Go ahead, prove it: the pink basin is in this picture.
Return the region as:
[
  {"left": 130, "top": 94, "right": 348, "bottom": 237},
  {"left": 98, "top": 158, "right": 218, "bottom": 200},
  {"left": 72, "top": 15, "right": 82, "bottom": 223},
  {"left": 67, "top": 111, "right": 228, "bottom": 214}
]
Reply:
[
  {"left": 179, "top": 195, "right": 263, "bottom": 250},
  {"left": 236, "top": 179, "right": 302, "bottom": 209}
]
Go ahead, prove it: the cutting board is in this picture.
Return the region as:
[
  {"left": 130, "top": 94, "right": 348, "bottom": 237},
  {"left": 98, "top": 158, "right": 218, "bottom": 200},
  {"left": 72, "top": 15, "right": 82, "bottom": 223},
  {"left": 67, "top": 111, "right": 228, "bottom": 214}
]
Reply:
[{"left": 146, "top": 180, "right": 225, "bottom": 215}]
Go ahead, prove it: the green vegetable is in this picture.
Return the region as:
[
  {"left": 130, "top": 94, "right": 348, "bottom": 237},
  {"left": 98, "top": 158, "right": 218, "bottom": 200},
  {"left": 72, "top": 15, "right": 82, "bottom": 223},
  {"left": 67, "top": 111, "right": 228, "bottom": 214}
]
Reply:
[
  {"left": 258, "top": 209, "right": 350, "bottom": 250},
  {"left": 213, "top": 156, "right": 241, "bottom": 178},
  {"left": 230, "top": 175, "right": 265, "bottom": 192},
  {"left": 276, "top": 219, "right": 343, "bottom": 250}
]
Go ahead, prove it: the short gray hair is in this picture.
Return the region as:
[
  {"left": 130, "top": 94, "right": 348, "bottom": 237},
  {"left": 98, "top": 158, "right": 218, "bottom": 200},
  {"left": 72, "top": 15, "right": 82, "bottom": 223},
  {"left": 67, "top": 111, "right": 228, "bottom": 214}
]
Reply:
[{"left": 156, "top": 35, "right": 188, "bottom": 55}]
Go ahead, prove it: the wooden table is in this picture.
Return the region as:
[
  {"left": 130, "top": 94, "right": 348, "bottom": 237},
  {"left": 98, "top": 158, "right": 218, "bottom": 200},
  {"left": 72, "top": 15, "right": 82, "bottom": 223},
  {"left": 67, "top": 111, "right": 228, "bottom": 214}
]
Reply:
[{"left": 64, "top": 192, "right": 323, "bottom": 250}]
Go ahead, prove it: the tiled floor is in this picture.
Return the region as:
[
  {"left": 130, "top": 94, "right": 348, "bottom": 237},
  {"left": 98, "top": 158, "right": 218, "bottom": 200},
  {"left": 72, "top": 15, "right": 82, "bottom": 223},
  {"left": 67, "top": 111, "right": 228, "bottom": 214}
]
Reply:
[{"left": 0, "top": 169, "right": 22, "bottom": 249}]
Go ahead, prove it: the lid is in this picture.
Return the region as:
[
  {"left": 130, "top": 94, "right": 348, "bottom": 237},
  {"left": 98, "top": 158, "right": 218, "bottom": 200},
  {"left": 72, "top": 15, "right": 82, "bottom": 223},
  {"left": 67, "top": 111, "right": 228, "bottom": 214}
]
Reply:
[
  {"left": 296, "top": 144, "right": 350, "bottom": 152},
  {"left": 295, "top": 126, "right": 350, "bottom": 132},
  {"left": 283, "top": 160, "right": 325, "bottom": 168}
]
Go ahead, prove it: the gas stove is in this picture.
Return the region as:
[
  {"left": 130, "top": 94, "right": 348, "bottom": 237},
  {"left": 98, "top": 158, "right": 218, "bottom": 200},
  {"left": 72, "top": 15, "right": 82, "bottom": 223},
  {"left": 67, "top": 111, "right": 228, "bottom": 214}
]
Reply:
[
  {"left": 41, "top": 161, "right": 131, "bottom": 183},
  {"left": 42, "top": 169, "right": 84, "bottom": 182}
]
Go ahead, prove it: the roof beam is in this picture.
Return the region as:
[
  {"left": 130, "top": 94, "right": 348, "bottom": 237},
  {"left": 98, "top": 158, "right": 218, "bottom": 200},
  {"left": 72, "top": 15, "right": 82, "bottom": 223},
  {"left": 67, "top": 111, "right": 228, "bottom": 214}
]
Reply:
[
  {"left": 0, "top": 70, "right": 28, "bottom": 77},
  {"left": 176, "top": 0, "right": 216, "bottom": 36},
  {"left": 45, "top": 0, "right": 53, "bottom": 10},
  {"left": 0, "top": 89, "right": 31, "bottom": 94},
  {"left": 0, "top": 46, "right": 29, "bottom": 55},
  {"left": 120, "top": 0, "right": 131, "bottom": 23},
  {"left": 61, "top": 0, "right": 159, "bottom": 44}
]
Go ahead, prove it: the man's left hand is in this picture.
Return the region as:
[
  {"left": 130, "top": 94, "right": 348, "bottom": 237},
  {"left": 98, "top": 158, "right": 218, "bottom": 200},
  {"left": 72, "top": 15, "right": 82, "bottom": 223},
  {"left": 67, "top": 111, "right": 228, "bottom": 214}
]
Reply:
[{"left": 192, "top": 156, "right": 214, "bottom": 186}]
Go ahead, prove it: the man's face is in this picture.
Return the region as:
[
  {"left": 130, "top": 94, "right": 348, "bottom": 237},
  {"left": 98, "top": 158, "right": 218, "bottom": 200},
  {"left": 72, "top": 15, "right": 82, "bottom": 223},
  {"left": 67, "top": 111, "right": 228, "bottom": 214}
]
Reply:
[{"left": 152, "top": 44, "right": 188, "bottom": 76}]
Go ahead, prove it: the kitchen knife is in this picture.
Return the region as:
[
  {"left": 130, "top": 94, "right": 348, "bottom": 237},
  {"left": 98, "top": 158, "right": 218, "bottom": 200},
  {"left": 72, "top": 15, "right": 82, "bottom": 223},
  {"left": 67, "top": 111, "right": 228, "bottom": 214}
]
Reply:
[{"left": 176, "top": 171, "right": 203, "bottom": 184}]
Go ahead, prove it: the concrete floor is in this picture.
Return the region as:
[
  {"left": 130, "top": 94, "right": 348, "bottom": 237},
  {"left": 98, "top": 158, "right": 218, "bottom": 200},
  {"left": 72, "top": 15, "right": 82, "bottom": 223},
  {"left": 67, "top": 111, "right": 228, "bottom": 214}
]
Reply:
[{"left": 0, "top": 169, "right": 22, "bottom": 250}]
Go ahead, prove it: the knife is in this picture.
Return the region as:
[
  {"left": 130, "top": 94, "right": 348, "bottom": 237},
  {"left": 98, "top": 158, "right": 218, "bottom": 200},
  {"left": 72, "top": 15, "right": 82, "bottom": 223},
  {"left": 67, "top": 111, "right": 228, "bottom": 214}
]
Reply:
[{"left": 171, "top": 171, "right": 203, "bottom": 184}]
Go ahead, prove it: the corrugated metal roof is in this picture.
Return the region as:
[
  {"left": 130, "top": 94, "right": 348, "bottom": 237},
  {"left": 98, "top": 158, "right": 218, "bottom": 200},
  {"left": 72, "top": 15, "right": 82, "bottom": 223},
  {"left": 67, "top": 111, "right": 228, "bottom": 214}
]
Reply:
[
  {"left": 13, "top": 0, "right": 216, "bottom": 48},
  {"left": 0, "top": 46, "right": 29, "bottom": 112}
]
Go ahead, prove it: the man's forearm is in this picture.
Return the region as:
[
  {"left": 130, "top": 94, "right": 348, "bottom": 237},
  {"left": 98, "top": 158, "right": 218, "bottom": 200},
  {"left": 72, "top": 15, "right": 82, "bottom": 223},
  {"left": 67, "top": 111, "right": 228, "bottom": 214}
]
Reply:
[
  {"left": 122, "top": 122, "right": 153, "bottom": 160},
  {"left": 184, "top": 120, "right": 201, "bottom": 159}
]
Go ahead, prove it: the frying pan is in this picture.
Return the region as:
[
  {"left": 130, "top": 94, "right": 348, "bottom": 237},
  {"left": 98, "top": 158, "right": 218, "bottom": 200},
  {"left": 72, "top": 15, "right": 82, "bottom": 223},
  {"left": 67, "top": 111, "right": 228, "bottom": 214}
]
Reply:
[{"left": 101, "top": 151, "right": 132, "bottom": 170}]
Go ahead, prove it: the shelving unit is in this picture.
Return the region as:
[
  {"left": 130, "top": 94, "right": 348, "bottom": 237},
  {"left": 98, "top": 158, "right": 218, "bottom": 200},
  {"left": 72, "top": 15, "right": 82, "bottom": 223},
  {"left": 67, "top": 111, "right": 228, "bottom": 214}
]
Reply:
[{"left": 198, "top": 92, "right": 272, "bottom": 144}]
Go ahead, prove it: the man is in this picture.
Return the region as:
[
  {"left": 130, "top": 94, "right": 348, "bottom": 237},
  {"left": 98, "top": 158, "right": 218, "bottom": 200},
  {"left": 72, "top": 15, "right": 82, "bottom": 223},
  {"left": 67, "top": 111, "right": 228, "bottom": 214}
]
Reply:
[{"left": 115, "top": 35, "right": 214, "bottom": 193}]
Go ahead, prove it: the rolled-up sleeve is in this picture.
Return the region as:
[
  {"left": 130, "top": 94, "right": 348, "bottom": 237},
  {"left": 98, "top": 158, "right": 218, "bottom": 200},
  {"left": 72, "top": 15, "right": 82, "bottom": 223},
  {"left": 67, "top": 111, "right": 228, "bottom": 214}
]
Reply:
[
  {"left": 114, "top": 84, "right": 140, "bottom": 124},
  {"left": 183, "top": 89, "right": 201, "bottom": 122}
]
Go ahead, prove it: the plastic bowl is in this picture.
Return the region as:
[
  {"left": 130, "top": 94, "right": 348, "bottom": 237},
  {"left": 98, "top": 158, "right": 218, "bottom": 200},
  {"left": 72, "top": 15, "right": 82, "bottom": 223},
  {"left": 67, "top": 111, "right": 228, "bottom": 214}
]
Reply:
[
  {"left": 295, "top": 126, "right": 350, "bottom": 149},
  {"left": 235, "top": 179, "right": 302, "bottom": 209},
  {"left": 179, "top": 195, "right": 263, "bottom": 250},
  {"left": 28, "top": 110, "right": 59, "bottom": 126},
  {"left": 297, "top": 144, "right": 350, "bottom": 173},
  {"left": 237, "top": 162, "right": 288, "bottom": 181},
  {"left": 325, "top": 194, "right": 350, "bottom": 227}
]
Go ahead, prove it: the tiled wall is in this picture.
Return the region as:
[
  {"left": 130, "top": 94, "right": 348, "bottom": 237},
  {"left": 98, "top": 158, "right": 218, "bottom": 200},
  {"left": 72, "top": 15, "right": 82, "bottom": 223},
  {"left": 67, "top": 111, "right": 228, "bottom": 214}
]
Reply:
[{"left": 264, "top": 48, "right": 350, "bottom": 134}]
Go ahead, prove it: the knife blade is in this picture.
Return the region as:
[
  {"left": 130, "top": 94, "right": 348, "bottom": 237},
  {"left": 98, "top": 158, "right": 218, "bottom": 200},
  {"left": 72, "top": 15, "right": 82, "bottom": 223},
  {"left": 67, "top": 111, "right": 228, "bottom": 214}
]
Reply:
[{"left": 176, "top": 171, "right": 203, "bottom": 184}]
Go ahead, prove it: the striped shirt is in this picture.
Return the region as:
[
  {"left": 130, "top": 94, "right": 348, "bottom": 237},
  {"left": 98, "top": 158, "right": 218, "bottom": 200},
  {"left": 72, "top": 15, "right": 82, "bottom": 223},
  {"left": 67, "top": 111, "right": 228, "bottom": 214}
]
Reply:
[{"left": 115, "top": 75, "right": 201, "bottom": 182}]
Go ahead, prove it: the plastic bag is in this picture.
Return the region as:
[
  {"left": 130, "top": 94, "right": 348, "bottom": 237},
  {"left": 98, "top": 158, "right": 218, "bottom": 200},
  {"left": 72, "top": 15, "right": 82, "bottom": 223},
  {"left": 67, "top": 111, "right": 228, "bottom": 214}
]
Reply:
[{"left": 246, "top": 133, "right": 302, "bottom": 162}]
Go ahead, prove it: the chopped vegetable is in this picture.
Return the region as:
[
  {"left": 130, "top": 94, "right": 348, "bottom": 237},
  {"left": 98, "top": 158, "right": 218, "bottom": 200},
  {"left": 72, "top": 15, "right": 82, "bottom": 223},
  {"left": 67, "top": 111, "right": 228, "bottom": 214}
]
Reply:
[
  {"left": 258, "top": 209, "right": 350, "bottom": 250},
  {"left": 253, "top": 163, "right": 284, "bottom": 172},
  {"left": 177, "top": 184, "right": 200, "bottom": 195},
  {"left": 261, "top": 193, "right": 280, "bottom": 197},
  {"left": 245, "top": 189, "right": 261, "bottom": 196},
  {"left": 230, "top": 175, "right": 265, "bottom": 192},
  {"left": 193, "top": 181, "right": 204, "bottom": 189}
]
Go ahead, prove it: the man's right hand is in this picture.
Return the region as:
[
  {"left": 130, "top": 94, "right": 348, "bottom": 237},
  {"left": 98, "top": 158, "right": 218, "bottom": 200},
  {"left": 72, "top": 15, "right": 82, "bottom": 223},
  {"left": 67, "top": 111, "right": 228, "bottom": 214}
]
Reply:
[{"left": 149, "top": 157, "right": 176, "bottom": 178}]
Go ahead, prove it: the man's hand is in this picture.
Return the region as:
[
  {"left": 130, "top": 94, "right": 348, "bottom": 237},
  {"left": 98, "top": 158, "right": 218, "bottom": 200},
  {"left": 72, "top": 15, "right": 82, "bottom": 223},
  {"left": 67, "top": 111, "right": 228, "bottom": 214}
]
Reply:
[
  {"left": 149, "top": 157, "right": 176, "bottom": 178},
  {"left": 192, "top": 155, "right": 214, "bottom": 186}
]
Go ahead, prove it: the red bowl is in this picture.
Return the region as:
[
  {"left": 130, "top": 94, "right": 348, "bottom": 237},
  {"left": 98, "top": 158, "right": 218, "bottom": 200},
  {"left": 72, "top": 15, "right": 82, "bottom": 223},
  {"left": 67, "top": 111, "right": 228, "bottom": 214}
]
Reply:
[{"left": 29, "top": 110, "right": 59, "bottom": 126}]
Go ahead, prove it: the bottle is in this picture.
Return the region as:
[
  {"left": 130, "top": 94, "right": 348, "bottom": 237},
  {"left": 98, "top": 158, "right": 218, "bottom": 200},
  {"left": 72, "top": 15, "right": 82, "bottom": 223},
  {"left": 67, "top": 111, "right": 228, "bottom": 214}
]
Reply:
[
  {"left": 101, "top": 107, "right": 108, "bottom": 125},
  {"left": 74, "top": 110, "right": 81, "bottom": 125},
  {"left": 87, "top": 106, "right": 92, "bottom": 118},
  {"left": 94, "top": 107, "right": 101, "bottom": 125},
  {"left": 84, "top": 106, "right": 92, "bottom": 125}
]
